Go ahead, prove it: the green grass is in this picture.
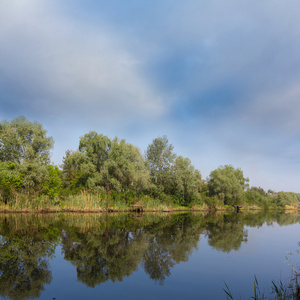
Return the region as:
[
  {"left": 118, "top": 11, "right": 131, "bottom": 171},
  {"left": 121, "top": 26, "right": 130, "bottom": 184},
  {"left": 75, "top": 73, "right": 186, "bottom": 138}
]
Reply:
[
  {"left": 223, "top": 274, "right": 300, "bottom": 299},
  {"left": 0, "top": 192, "right": 298, "bottom": 213}
]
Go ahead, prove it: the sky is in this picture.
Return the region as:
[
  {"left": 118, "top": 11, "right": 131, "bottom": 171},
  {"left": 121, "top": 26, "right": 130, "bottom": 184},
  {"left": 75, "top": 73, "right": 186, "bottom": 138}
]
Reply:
[{"left": 1, "top": 0, "right": 300, "bottom": 193}]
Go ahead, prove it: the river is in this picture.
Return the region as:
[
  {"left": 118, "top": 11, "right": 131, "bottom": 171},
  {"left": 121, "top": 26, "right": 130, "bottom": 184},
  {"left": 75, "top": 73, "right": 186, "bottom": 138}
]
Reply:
[{"left": 0, "top": 211, "right": 299, "bottom": 299}]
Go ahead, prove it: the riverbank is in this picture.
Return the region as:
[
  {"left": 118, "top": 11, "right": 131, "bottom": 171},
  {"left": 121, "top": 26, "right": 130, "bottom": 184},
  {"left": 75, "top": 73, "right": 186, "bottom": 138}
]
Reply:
[{"left": 0, "top": 193, "right": 298, "bottom": 213}]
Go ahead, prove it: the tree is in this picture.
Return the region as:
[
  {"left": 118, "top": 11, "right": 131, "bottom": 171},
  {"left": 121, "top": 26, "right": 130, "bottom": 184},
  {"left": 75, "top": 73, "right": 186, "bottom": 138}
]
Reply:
[
  {"left": 62, "top": 132, "right": 150, "bottom": 194},
  {"left": 0, "top": 116, "right": 53, "bottom": 164},
  {"left": 208, "top": 165, "right": 249, "bottom": 205},
  {"left": 0, "top": 161, "right": 23, "bottom": 203},
  {"left": 171, "top": 156, "right": 202, "bottom": 205},
  {"left": 0, "top": 117, "right": 54, "bottom": 199},
  {"left": 104, "top": 137, "right": 150, "bottom": 193},
  {"left": 244, "top": 186, "right": 270, "bottom": 207},
  {"left": 146, "top": 136, "right": 176, "bottom": 193},
  {"left": 78, "top": 131, "right": 111, "bottom": 173},
  {"left": 275, "top": 191, "right": 300, "bottom": 208},
  {"left": 62, "top": 150, "right": 99, "bottom": 191},
  {"left": 42, "top": 165, "right": 62, "bottom": 199}
]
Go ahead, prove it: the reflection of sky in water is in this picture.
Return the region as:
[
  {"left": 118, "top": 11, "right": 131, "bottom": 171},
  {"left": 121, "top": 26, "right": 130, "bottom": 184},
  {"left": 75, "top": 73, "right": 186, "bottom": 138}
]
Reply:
[{"left": 39, "top": 221, "right": 300, "bottom": 300}]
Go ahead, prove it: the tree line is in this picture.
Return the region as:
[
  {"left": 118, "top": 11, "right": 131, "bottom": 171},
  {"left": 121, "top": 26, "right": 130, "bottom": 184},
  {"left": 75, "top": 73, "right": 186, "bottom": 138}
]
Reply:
[{"left": 0, "top": 117, "right": 299, "bottom": 209}]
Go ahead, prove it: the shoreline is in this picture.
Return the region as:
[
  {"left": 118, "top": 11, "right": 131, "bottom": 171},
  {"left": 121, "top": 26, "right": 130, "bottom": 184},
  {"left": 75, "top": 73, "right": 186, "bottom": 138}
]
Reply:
[{"left": 0, "top": 205, "right": 297, "bottom": 214}]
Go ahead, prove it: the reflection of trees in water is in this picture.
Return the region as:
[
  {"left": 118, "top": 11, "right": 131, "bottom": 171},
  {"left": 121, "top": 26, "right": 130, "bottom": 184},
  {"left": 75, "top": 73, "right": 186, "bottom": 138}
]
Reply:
[
  {"left": 61, "top": 214, "right": 205, "bottom": 286},
  {"left": 143, "top": 237, "right": 175, "bottom": 285},
  {"left": 204, "top": 211, "right": 300, "bottom": 253},
  {"left": 0, "top": 215, "right": 60, "bottom": 300},
  {"left": 0, "top": 210, "right": 299, "bottom": 296},
  {"left": 142, "top": 214, "right": 204, "bottom": 285},
  {"left": 205, "top": 214, "right": 248, "bottom": 253},
  {"left": 62, "top": 228, "right": 147, "bottom": 287},
  {"left": 234, "top": 210, "right": 300, "bottom": 228}
]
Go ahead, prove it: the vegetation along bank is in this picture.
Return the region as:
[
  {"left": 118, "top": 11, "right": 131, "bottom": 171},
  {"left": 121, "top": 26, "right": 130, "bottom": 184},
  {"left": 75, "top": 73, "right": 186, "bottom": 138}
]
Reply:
[{"left": 0, "top": 117, "right": 299, "bottom": 212}]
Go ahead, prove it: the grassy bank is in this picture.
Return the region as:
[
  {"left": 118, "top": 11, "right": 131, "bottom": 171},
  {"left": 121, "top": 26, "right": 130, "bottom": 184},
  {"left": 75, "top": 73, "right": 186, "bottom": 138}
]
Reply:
[
  {"left": 0, "top": 192, "right": 197, "bottom": 213},
  {"left": 0, "top": 192, "right": 298, "bottom": 213}
]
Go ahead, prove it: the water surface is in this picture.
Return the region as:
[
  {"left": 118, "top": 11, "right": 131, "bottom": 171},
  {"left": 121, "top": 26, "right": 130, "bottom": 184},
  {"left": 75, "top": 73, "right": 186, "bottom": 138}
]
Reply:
[{"left": 0, "top": 211, "right": 299, "bottom": 299}]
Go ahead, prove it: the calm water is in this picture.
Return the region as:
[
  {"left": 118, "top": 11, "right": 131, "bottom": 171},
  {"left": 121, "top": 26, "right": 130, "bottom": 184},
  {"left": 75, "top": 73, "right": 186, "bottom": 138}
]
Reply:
[{"left": 0, "top": 211, "right": 299, "bottom": 300}]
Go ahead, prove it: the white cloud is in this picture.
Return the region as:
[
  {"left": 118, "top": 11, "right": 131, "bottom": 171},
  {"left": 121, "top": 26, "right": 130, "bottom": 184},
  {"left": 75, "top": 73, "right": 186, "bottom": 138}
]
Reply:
[
  {"left": 0, "top": 0, "right": 166, "bottom": 126},
  {"left": 1, "top": 0, "right": 300, "bottom": 192}
]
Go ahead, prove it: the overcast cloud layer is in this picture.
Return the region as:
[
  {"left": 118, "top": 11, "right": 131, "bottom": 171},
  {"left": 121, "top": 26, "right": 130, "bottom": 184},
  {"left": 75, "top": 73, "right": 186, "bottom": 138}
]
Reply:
[{"left": 1, "top": 0, "right": 300, "bottom": 192}]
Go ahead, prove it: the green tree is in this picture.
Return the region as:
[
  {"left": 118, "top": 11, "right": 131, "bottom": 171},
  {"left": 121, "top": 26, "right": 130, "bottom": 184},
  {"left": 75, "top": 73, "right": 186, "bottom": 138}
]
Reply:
[
  {"left": 146, "top": 135, "right": 176, "bottom": 193},
  {"left": 275, "top": 191, "right": 300, "bottom": 208},
  {"left": 62, "top": 150, "right": 98, "bottom": 191},
  {"left": 104, "top": 137, "right": 150, "bottom": 193},
  {"left": 78, "top": 131, "right": 111, "bottom": 173},
  {"left": 208, "top": 165, "right": 249, "bottom": 205},
  {"left": 171, "top": 156, "right": 202, "bottom": 205},
  {"left": 0, "top": 161, "right": 23, "bottom": 203},
  {"left": 244, "top": 186, "right": 270, "bottom": 208},
  {"left": 0, "top": 116, "right": 53, "bottom": 164},
  {"left": 42, "top": 165, "right": 62, "bottom": 199},
  {"left": 0, "top": 117, "right": 54, "bottom": 199},
  {"left": 62, "top": 132, "right": 150, "bottom": 195}
]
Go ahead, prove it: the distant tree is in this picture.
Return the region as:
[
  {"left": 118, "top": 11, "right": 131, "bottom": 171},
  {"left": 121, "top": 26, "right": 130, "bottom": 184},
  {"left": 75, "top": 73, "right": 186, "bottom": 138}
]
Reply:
[
  {"left": 0, "top": 117, "right": 54, "bottom": 198},
  {"left": 146, "top": 136, "right": 176, "bottom": 193},
  {"left": 104, "top": 137, "right": 150, "bottom": 193},
  {"left": 62, "top": 132, "right": 150, "bottom": 194},
  {"left": 250, "top": 186, "right": 266, "bottom": 196},
  {"left": 208, "top": 165, "right": 249, "bottom": 205},
  {"left": 244, "top": 186, "right": 270, "bottom": 207},
  {"left": 78, "top": 131, "right": 111, "bottom": 173},
  {"left": 171, "top": 156, "right": 202, "bottom": 205},
  {"left": 275, "top": 191, "right": 300, "bottom": 208},
  {"left": 62, "top": 149, "right": 98, "bottom": 191},
  {"left": 0, "top": 116, "right": 53, "bottom": 164}
]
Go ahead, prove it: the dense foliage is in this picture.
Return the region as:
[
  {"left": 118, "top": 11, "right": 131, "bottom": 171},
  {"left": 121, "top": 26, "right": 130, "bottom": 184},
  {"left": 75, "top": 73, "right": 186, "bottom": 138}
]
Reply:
[{"left": 0, "top": 117, "right": 299, "bottom": 210}]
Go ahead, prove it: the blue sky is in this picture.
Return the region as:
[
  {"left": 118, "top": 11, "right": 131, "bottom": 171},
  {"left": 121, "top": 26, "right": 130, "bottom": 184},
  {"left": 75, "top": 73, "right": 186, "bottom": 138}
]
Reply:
[{"left": 1, "top": 0, "right": 300, "bottom": 192}]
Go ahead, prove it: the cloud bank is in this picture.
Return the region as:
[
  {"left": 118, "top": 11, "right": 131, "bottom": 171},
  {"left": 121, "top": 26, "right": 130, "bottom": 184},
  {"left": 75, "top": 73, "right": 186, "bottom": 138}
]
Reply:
[{"left": 1, "top": 0, "right": 300, "bottom": 192}]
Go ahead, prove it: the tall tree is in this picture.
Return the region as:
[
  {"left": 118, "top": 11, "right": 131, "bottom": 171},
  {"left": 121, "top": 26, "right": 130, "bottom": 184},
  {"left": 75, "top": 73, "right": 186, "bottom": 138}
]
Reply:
[
  {"left": 208, "top": 165, "right": 249, "bottom": 205},
  {"left": 78, "top": 131, "right": 111, "bottom": 173},
  {"left": 62, "top": 132, "right": 150, "bottom": 193},
  {"left": 0, "top": 117, "right": 54, "bottom": 198},
  {"left": 62, "top": 132, "right": 111, "bottom": 191},
  {"left": 0, "top": 116, "right": 53, "bottom": 164},
  {"left": 62, "top": 150, "right": 99, "bottom": 191},
  {"left": 171, "top": 156, "right": 202, "bottom": 205},
  {"left": 104, "top": 137, "right": 150, "bottom": 193},
  {"left": 146, "top": 136, "right": 176, "bottom": 192}
]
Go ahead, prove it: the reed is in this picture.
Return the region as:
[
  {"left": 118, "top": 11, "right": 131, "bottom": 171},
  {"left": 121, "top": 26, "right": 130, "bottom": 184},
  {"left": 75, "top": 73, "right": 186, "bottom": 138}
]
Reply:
[
  {"left": 224, "top": 274, "right": 300, "bottom": 299},
  {"left": 2, "top": 191, "right": 293, "bottom": 213}
]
